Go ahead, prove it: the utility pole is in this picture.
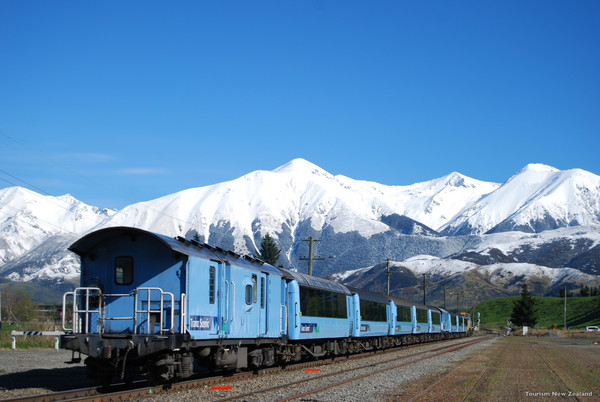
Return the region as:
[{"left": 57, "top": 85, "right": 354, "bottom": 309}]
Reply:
[
  {"left": 422, "top": 273, "right": 428, "bottom": 305},
  {"left": 386, "top": 259, "right": 391, "bottom": 295},
  {"left": 564, "top": 286, "right": 567, "bottom": 330},
  {"left": 456, "top": 293, "right": 460, "bottom": 313},
  {"left": 299, "top": 236, "right": 325, "bottom": 275},
  {"left": 443, "top": 285, "right": 446, "bottom": 310}
]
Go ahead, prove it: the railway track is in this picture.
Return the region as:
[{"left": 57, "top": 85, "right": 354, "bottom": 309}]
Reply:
[
  {"left": 4, "top": 335, "right": 486, "bottom": 402},
  {"left": 397, "top": 336, "right": 600, "bottom": 401},
  {"left": 213, "top": 336, "right": 491, "bottom": 401},
  {"left": 406, "top": 339, "right": 508, "bottom": 401}
]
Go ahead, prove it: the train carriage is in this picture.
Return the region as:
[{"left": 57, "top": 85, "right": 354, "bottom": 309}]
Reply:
[
  {"left": 347, "top": 287, "right": 393, "bottom": 337},
  {"left": 282, "top": 269, "right": 352, "bottom": 340},
  {"left": 389, "top": 296, "right": 414, "bottom": 335},
  {"left": 429, "top": 307, "right": 442, "bottom": 333},
  {"left": 414, "top": 304, "right": 430, "bottom": 334},
  {"left": 61, "top": 227, "right": 285, "bottom": 383}
]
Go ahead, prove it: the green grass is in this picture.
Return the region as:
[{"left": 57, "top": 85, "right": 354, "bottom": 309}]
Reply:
[{"left": 475, "top": 295, "right": 600, "bottom": 329}]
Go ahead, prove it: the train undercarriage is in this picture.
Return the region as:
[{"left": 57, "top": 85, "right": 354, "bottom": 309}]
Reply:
[{"left": 62, "top": 331, "right": 470, "bottom": 386}]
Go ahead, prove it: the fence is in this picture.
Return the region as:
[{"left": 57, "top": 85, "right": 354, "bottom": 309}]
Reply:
[{"left": 11, "top": 331, "right": 64, "bottom": 350}]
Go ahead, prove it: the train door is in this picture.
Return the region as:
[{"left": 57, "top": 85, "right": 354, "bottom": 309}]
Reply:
[
  {"left": 259, "top": 274, "right": 268, "bottom": 336},
  {"left": 187, "top": 259, "right": 230, "bottom": 338},
  {"left": 234, "top": 271, "right": 262, "bottom": 338},
  {"left": 220, "top": 262, "right": 232, "bottom": 336},
  {"left": 105, "top": 252, "right": 137, "bottom": 334}
]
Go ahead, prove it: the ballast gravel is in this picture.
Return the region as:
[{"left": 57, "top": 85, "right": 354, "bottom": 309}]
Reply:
[
  {"left": 0, "top": 349, "right": 96, "bottom": 398},
  {"left": 0, "top": 336, "right": 499, "bottom": 401},
  {"left": 146, "top": 336, "right": 499, "bottom": 402}
]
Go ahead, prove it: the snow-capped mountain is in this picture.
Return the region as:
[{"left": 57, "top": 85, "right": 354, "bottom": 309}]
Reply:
[
  {"left": 98, "top": 158, "right": 497, "bottom": 255},
  {"left": 0, "top": 234, "right": 80, "bottom": 291},
  {"left": 441, "top": 164, "right": 600, "bottom": 235},
  {"left": 0, "top": 186, "right": 114, "bottom": 265},
  {"left": 2, "top": 159, "right": 600, "bottom": 302},
  {"left": 332, "top": 255, "right": 599, "bottom": 306}
]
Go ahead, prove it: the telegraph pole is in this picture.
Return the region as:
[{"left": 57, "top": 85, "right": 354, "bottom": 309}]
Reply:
[
  {"left": 299, "top": 236, "right": 325, "bottom": 275},
  {"left": 564, "top": 286, "right": 567, "bottom": 330},
  {"left": 386, "top": 259, "right": 391, "bottom": 295},
  {"left": 422, "top": 273, "right": 428, "bottom": 305},
  {"left": 443, "top": 285, "right": 446, "bottom": 310}
]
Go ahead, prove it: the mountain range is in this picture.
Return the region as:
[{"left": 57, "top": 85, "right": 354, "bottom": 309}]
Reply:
[{"left": 1, "top": 158, "right": 600, "bottom": 304}]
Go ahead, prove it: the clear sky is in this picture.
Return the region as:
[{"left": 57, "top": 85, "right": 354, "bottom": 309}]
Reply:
[{"left": 1, "top": 1, "right": 598, "bottom": 209}]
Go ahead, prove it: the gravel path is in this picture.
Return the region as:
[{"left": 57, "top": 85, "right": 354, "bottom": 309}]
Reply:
[{"left": 0, "top": 349, "right": 98, "bottom": 398}]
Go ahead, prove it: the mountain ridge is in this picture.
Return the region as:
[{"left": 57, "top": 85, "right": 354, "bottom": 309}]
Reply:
[{"left": 2, "top": 159, "right": 600, "bottom": 302}]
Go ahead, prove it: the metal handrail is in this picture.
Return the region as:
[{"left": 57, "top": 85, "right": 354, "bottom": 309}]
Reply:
[
  {"left": 180, "top": 293, "right": 186, "bottom": 334},
  {"left": 280, "top": 304, "right": 287, "bottom": 334},
  {"left": 134, "top": 287, "right": 175, "bottom": 334},
  {"left": 62, "top": 287, "right": 102, "bottom": 333},
  {"left": 230, "top": 281, "right": 235, "bottom": 322},
  {"left": 224, "top": 280, "right": 230, "bottom": 323},
  {"left": 63, "top": 286, "right": 178, "bottom": 335}
]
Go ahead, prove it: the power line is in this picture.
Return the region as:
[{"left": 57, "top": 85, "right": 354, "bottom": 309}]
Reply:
[{"left": 0, "top": 133, "right": 221, "bottom": 239}]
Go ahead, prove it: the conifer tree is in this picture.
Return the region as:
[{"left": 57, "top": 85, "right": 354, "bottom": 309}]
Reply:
[
  {"left": 580, "top": 284, "right": 590, "bottom": 297},
  {"left": 259, "top": 234, "right": 281, "bottom": 266},
  {"left": 510, "top": 284, "right": 537, "bottom": 327}
]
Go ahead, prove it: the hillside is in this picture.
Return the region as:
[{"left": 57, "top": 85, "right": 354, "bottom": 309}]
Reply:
[{"left": 475, "top": 296, "right": 600, "bottom": 329}]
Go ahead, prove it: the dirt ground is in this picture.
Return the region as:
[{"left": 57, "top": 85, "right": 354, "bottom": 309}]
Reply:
[{"left": 385, "top": 334, "right": 600, "bottom": 401}]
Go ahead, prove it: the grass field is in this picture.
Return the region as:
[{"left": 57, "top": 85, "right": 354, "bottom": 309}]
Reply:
[
  {"left": 474, "top": 295, "right": 600, "bottom": 329},
  {"left": 388, "top": 335, "right": 600, "bottom": 401}
]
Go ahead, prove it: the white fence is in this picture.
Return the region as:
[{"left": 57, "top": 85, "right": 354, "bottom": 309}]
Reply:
[{"left": 11, "top": 331, "right": 64, "bottom": 350}]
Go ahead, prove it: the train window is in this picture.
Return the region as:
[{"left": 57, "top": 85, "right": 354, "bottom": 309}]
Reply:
[
  {"left": 115, "top": 257, "right": 133, "bottom": 285},
  {"left": 360, "top": 299, "right": 387, "bottom": 322},
  {"left": 431, "top": 312, "right": 441, "bottom": 325},
  {"left": 299, "top": 286, "right": 347, "bottom": 319},
  {"left": 260, "top": 277, "right": 265, "bottom": 309},
  {"left": 209, "top": 266, "right": 215, "bottom": 304},
  {"left": 252, "top": 274, "right": 257, "bottom": 303},
  {"left": 416, "top": 309, "right": 428, "bottom": 323},
  {"left": 245, "top": 284, "right": 252, "bottom": 305},
  {"left": 396, "top": 305, "right": 411, "bottom": 322}
]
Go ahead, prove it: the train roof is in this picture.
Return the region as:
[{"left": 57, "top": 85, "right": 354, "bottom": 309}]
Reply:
[
  {"left": 69, "top": 226, "right": 282, "bottom": 276},
  {"left": 387, "top": 294, "right": 430, "bottom": 310},
  {"left": 279, "top": 268, "right": 352, "bottom": 295},
  {"left": 346, "top": 286, "right": 391, "bottom": 304}
]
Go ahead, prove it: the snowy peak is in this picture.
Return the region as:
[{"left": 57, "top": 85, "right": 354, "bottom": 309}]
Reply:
[
  {"left": 273, "top": 158, "right": 329, "bottom": 176},
  {"left": 442, "top": 164, "right": 600, "bottom": 235},
  {"left": 0, "top": 186, "right": 114, "bottom": 265},
  {"left": 517, "top": 163, "right": 560, "bottom": 175}
]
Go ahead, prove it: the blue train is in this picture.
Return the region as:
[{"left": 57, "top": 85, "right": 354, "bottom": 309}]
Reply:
[{"left": 60, "top": 227, "right": 471, "bottom": 385}]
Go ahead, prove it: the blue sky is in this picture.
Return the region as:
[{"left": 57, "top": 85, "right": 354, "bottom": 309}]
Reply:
[{"left": 1, "top": 1, "right": 598, "bottom": 209}]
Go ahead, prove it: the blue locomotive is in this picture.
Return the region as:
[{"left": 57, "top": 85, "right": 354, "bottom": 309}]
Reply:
[{"left": 60, "top": 226, "right": 471, "bottom": 385}]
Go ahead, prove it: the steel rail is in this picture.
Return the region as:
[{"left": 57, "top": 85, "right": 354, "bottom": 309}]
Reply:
[{"left": 529, "top": 343, "right": 578, "bottom": 402}]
